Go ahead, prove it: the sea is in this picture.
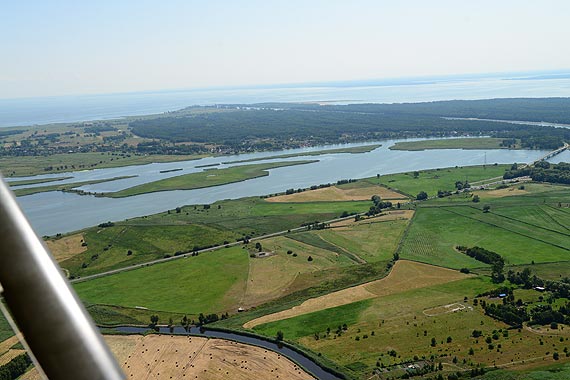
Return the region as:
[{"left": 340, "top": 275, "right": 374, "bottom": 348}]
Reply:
[{"left": 1, "top": 71, "right": 570, "bottom": 128}]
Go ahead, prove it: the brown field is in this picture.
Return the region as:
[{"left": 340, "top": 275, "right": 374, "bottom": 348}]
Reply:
[
  {"left": 244, "top": 260, "right": 469, "bottom": 329},
  {"left": 240, "top": 237, "right": 351, "bottom": 309},
  {"left": 329, "top": 210, "right": 414, "bottom": 228},
  {"left": 331, "top": 210, "right": 414, "bottom": 228},
  {"left": 21, "top": 334, "right": 313, "bottom": 380},
  {"left": 117, "top": 335, "right": 313, "bottom": 380},
  {"left": 0, "top": 336, "right": 19, "bottom": 355},
  {"left": 478, "top": 187, "right": 529, "bottom": 198},
  {"left": 0, "top": 336, "right": 25, "bottom": 366},
  {"left": 267, "top": 185, "right": 406, "bottom": 203},
  {"left": 45, "top": 234, "right": 87, "bottom": 262}
]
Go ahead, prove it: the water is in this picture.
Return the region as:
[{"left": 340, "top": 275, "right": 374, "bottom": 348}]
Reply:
[
  {"left": 114, "top": 325, "right": 341, "bottom": 380},
  {"left": 12, "top": 139, "right": 551, "bottom": 236},
  {"left": 1, "top": 74, "right": 570, "bottom": 127}
]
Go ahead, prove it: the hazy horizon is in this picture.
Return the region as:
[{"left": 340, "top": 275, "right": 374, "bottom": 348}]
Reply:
[
  {"left": 1, "top": 69, "right": 569, "bottom": 101},
  {"left": 2, "top": 1, "right": 570, "bottom": 99}
]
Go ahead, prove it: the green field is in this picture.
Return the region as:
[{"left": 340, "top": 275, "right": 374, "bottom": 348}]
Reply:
[
  {"left": 105, "top": 160, "right": 318, "bottom": 197},
  {"left": 0, "top": 311, "right": 14, "bottom": 343},
  {"left": 291, "top": 219, "right": 409, "bottom": 263},
  {"left": 69, "top": 199, "right": 405, "bottom": 330},
  {"left": 477, "top": 363, "right": 570, "bottom": 380},
  {"left": 398, "top": 182, "right": 570, "bottom": 269},
  {"left": 222, "top": 144, "right": 382, "bottom": 164},
  {"left": 75, "top": 246, "right": 249, "bottom": 315},
  {"left": 57, "top": 197, "right": 373, "bottom": 276},
  {"left": 12, "top": 175, "right": 135, "bottom": 196},
  {"left": 364, "top": 164, "right": 510, "bottom": 197},
  {"left": 389, "top": 137, "right": 518, "bottom": 151},
  {"left": 253, "top": 277, "right": 503, "bottom": 378},
  {"left": 399, "top": 205, "right": 570, "bottom": 269},
  {"left": 251, "top": 274, "right": 570, "bottom": 379},
  {"left": 61, "top": 223, "right": 240, "bottom": 277},
  {"left": 507, "top": 261, "right": 570, "bottom": 281}
]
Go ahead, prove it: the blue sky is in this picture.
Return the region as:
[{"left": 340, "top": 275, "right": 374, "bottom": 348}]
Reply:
[{"left": 1, "top": 0, "right": 569, "bottom": 98}]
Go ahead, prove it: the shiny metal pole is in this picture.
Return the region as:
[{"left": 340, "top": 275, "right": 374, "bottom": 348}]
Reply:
[{"left": 0, "top": 175, "right": 125, "bottom": 380}]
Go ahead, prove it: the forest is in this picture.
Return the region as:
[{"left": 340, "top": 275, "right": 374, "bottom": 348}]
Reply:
[{"left": 130, "top": 98, "right": 570, "bottom": 151}]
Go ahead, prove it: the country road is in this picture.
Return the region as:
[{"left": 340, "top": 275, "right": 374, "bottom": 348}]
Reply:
[{"left": 70, "top": 213, "right": 362, "bottom": 283}]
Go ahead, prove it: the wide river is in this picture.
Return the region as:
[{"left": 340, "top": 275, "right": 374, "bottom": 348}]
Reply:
[{"left": 10, "top": 138, "right": 569, "bottom": 236}]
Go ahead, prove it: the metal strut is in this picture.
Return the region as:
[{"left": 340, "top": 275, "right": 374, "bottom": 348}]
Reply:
[{"left": 0, "top": 175, "right": 124, "bottom": 380}]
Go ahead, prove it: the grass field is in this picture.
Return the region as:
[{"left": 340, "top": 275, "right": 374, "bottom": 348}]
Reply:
[
  {"left": 0, "top": 152, "right": 207, "bottom": 177},
  {"left": 507, "top": 261, "right": 570, "bottom": 281},
  {"left": 241, "top": 236, "right": 358, "bottom": 308},
  {"left": 0, "top": 312, "right": 14, "bottom": 344},
  {"left": 476, "top": 363, "right": 570, "bottom": 380},
  {"left": 247, "top": 260, "right": 469, "bottom": 329},
  {"left": 250, "top": 271, "right": 570, "bottom": 379},
  {"left": 222, "top": 144, "right": 382, "bottom": 164},
  {"left": 363, "top": 164, "right": 510, "bottom": 197},
  {"left": 105, "top": 160, "right": 317, "bottom": 197},
  {"left": 75, "top": 246, "right": 249, "bottom": 315},
  {"left": 53, "top": 197, "right": 373, "bottom": 276},
  {"left": 41, "top": 167, "right": 570, "bottom": 379},
  {"left": 73, "top": 207, "right": 408, "bottom": 317},
  {"left": 60, "top": 223, "right": 240, "bottom": 277},
  {"left": 12, "top": 175, "right": 135, "bottom": 196},
  {"left": 310, "top": 219, "right": 409, "bottom": 263},
  {"left": 399, "top": 205, "right": 570, "bottom": 269},
  {"left": 397, "top": 183, "right": 570, "bottom": 269},
  {"left": 389, "top": 137, "right": 518, "bottom": 151}
]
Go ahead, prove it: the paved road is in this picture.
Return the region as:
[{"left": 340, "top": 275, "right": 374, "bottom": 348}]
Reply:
[{"left": 70, "top": 213, "right": 362, "bottom": 283}]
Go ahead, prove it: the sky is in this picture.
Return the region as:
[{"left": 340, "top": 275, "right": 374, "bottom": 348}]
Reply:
[{"left": 1, "top": 0, "right": 569, "bottom": 99}]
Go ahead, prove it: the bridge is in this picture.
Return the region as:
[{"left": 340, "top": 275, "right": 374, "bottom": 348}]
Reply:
[{"left": 529, "top": 142, "right": 568, "bottom": 166}]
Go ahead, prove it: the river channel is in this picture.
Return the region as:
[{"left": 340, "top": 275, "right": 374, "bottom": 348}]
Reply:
[{"left": 9, "top": 137, "right": 565, "bottom": 236}]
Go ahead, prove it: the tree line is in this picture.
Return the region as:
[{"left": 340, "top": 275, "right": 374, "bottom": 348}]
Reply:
[{"left": 504, "top": 161, "right": 570, "bottom": 184}]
